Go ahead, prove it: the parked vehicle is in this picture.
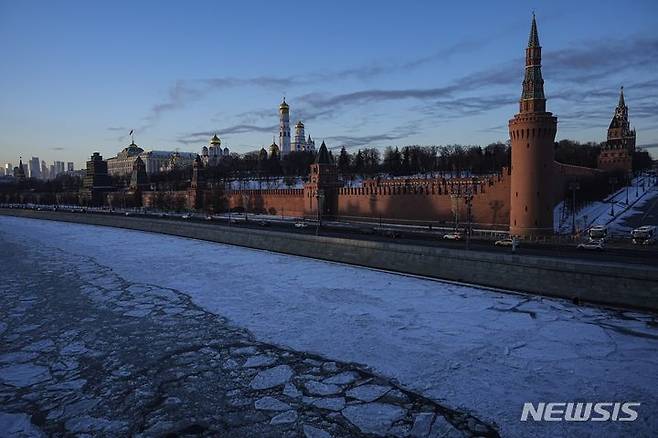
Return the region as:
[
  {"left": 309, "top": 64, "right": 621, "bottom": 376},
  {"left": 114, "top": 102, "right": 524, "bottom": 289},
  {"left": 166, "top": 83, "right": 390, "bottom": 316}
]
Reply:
[
  {"left": 631, "top": 225, "right": 656, "bottom": 245},
  {"left": 294, "top": 222, "right": 308, "bottom": 229},
  {"left": 495, "top": 238, "right": 515, "bottom": 247},
  {"left": 443, "top": 232, "right": 463, "bottom": 240},
  {"left": 577, "top": 240, "right": 605, "bottom": 251},
  {"left": 181, "top": 214, "right": 192, "bottom": 220}
]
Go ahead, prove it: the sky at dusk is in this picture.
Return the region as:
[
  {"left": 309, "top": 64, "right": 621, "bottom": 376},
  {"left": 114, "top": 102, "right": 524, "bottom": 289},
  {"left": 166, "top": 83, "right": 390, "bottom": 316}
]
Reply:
[{"left": 1, "top": 0, "right": 657, "bottom": 169}]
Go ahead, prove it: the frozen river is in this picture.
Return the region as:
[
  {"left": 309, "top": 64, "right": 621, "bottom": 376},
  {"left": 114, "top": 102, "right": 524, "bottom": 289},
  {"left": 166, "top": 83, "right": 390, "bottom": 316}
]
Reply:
[{"left": 1, "top": 216, "right": 657, "bottom": 437}]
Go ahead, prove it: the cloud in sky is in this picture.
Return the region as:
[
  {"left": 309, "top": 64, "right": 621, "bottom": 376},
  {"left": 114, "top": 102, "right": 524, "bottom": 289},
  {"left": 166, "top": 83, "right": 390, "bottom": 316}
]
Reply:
[
  {"left": 326, "top": 123, "right": 419, "bottom": 149},
  {"left": 178, "top": 124, "right": 278, "bottom": 145},
  {"left": 163, "top": 33, "right": 657, "bottom": 149}
]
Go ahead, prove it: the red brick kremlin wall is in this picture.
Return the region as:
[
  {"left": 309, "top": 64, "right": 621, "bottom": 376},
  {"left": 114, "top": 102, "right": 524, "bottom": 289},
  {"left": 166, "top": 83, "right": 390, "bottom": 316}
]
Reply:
[
  {"left": 335, "top": 171, "right": 511, "bottom": 227},
  {"left": 217, "top": 171, "right": 512, "bottom": 227},
  {"left": 225, "top": 189, "right": 306, "bottom": 217}
]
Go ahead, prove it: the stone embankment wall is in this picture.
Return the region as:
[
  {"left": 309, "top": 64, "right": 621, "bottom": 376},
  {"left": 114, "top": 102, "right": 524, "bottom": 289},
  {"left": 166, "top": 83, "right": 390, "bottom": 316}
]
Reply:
[{"left": 2, "top": 209, "right": 657, "bottom": 312}]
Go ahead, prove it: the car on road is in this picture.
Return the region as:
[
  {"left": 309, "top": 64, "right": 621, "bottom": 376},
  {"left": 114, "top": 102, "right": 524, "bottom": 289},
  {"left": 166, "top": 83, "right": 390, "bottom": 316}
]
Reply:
[
  {"left": 294, "top": 222, "right": 308, "bottom": 229},
  {"left": 181, "top": 214, "right": 192, "bottom": 220},
  {"left": 577, "top": 240, "right": 605, "bottom": 251},
  {"left": 494, "top": 238, "right": 515, "bottom": 247},
  {"left": 380, "top": 229, "right": 401, "bottom": 238},
  {"left": 631, "top": 225, "right": 656, "bottom": 245},
  {"left": 443, "top": 232, "right": 463, "bottom": 240},
  {"left": 587, "top": 225, "right": 608, "bottom": 241}
]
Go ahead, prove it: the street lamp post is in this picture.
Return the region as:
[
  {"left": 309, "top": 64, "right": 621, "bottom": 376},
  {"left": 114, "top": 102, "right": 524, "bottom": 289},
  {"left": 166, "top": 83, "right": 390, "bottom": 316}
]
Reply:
[
  {"left": 463, "top": 188, "right": 473, "bottom": 250},
  {"left": 636, "top": 174, "right": 639, "bottom": 197},
  {"left": 315, "top": 189, "right": 325, "bottom": 236},
  {"left": 608, "top": 176, "right": 618, "bottom": 216},
  {"left": 568, "top": 181, "right": 580, "bottom": 236}
]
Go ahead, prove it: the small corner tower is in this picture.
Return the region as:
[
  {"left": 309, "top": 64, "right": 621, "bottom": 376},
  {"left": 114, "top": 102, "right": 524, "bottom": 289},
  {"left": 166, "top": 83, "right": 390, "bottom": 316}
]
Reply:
[
  {"left": 279, "top": 98, "right": 291, "bottom": 156},
  {"left": 305, "top": 141, "right": 341, "bottom": 217},
  {"left": 508, "top": 14, "right": 558, "bottom": 237}
]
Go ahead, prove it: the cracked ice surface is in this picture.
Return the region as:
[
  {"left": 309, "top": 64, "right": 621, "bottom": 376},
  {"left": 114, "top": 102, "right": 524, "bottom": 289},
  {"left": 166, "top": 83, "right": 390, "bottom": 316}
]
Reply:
[
  {"left": 0, "top": 218, "right": 490, "bottom": 437},
  {"left": 1, "top": 216, "right": 658, "bottom": 437}
]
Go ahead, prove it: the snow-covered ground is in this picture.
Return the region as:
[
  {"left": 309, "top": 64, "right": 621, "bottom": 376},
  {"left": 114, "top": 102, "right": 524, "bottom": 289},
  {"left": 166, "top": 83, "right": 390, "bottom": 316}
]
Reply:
[
  {"left": 607, "top": 186, "right": 658, "bottom": 234},
  {"left": 554, "top": 176, "right": 657, "bottom": 234},
  {"left": 1, "top": 216, "right": 657, "bottom": 437}
]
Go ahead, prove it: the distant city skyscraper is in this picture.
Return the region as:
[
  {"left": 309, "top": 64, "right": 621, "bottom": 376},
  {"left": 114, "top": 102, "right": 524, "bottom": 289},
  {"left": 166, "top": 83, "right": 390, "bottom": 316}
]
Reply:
[
  {"left": 54, "top": 161, "right": 65, "bottom": 176},
  {"left": 41, "top": 160, "right": 49, "bottom": 180},
  {"left": 0, "top": 167, "right": 4, "bottom": 177},
  {"left": 4, "top": 163, "right": 12, "bottom": 175},
  {"left": 29, "top": 157, "right": 41, "bottom": 179},
  {"left": 67, "top": 162, "right": 74, "bottom": 172}
]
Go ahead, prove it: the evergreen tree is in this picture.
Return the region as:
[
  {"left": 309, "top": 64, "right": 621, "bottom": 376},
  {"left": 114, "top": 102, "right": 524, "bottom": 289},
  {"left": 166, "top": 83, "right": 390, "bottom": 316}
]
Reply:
[{"left": 338, "top": 147, "right": 351, "bottom": 174}]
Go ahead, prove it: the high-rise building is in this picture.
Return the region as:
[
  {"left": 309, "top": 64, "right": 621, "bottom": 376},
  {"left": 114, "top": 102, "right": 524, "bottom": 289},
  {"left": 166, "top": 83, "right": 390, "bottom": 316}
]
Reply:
[
  {"left": 5, "top": 163, "right": 13, "bottom": 176},
  {"left": 0, "top": 167, "right": 4, "bottom": 177},
  {"left": 55, "top": 161, "right": 65, "bottom": 176},
  {"left": 29, "top": 157, "right": 41, "bottom": 179},
  {"left": 508, "top": 14, "right": 558, "bottom": 237},
  {"left": 14, "top": 158, "right": 27, "bottom": 182},
  {"left": 41, "top": 160, "right": 49, "bottom": 180},
  {"left": 83, "top": 152, "right": 112, "bottom": 189},
  {"left": 83, "top": 152, "right": 113, "bottom": 205},
  {"left": 67, "top": 162, "right": 75, "bottom": 172},
  {"left": 279, "top": 98, "right": 291, "bottom": 156}
]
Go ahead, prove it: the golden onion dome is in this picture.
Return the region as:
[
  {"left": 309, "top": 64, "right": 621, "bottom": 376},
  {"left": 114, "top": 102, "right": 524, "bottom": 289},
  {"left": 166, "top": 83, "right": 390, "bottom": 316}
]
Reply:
[
  {"left": 210, "top": 134, "right": 221, "bottom": 145},
  {"left": 279, "top": 98, "right": 289, "bottom": 111}
]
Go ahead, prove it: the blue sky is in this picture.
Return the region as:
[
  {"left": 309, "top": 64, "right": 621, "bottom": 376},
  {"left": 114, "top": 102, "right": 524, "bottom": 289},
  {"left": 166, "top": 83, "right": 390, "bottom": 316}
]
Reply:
[{"left": 1, "top": 0, "right": 657, "bottom": 169}]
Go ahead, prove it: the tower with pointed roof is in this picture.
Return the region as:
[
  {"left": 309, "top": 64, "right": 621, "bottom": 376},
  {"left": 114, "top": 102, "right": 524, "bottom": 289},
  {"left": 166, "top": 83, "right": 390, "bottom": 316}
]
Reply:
[
  {"left": 306, "top": 134, "right": 316, "bottom": 152},
  {"left": 14, "top": 157, "right": 27, "bottom": 182},
  {"left": 508, "top": 14, "right": 558, "bottom": 236},
  {"left": 598, "top": 87, "right": 635, "bottom": 175},
  {"left": 129, "top": 156, "right": 148, "bottom": 190},
  {"left": 279, "top": 98, "right": 291, "bottom": 156},
  {"left": 305, "top": 141, "right": 340, "bottom": 217}
]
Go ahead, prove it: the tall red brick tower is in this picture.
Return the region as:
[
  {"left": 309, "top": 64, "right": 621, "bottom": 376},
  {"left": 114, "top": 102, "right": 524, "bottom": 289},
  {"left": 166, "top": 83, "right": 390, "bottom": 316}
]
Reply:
[{"left": 509, "top": 14, "right": 558, "bottom": 237}]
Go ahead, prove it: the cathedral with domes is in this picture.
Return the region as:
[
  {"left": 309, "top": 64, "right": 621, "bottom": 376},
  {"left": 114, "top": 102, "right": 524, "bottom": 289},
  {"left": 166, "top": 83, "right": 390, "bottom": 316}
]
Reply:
[{"left": 200, "top": 134, "right": 230, "bottom": 166}]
